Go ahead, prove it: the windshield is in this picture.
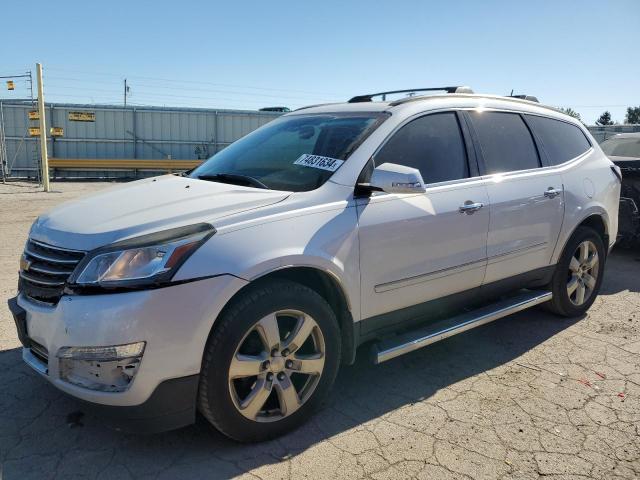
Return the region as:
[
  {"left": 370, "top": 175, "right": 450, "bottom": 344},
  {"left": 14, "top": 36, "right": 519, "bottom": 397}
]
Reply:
[
  {"left": 190, "top": 113, "right": 387, "bottom": 191},
  {"left": 600, "top": 137, "right": 640, "bottom": 158}
]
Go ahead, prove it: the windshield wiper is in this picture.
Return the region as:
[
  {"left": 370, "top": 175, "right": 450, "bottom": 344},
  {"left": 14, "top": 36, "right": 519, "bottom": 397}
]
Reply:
[{"left": 197, "top": 173, "right": 269, "bottom": 190}]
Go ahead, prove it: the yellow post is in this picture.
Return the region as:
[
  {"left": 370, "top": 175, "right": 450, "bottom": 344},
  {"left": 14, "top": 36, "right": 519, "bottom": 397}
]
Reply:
[{"left": 36, "top": 63, "right": 50, "bottom": 192}]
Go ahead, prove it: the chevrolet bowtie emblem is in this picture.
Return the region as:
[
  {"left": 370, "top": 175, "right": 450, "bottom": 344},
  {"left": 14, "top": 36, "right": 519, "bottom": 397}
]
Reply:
[{"left": 20, "top": 254, "right": 31, "bottom": 272}]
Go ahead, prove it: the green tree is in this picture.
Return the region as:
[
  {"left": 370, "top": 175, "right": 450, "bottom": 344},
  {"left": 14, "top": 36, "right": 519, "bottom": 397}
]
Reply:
[
  {"left": 596, "top": 111, "right": 614, "bottom": 126},
  {"left": 625, "top": 106, "right": 640, "bottom": 124},
  {"left": 559, "top": 107, "right": 581, "bottom": 121}
]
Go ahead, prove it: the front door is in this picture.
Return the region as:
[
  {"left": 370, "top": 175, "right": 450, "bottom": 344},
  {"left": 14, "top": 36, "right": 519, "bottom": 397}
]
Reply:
[{"left": 357, "top": 111, "right": 490, "bottom": 325}]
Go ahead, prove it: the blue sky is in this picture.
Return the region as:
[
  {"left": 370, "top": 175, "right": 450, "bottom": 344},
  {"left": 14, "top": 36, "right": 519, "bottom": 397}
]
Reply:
[{"left": 2, "top": 0, "right": 638, "bottom": 124}]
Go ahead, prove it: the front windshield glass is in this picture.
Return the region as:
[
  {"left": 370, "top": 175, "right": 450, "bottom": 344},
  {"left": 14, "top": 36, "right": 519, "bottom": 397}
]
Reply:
[
  {"left": 600, "top": 137, "right": 640, "bottom": 158},
  {"left": 190, "top": 113, "right": 388, "bottom": 191}
]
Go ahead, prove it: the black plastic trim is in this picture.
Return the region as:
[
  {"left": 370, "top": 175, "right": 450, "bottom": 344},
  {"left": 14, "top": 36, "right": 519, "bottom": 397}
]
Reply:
[
  {"left": 456, "top": 110, "right": 480, "bottom": 178},
  {"left": 63, "top": 273, "right": 229, "bottom": 297},
  {"left": 518, "top": 113, "right": 546, "bottom": 168},
  {"left": 611, "top": 165, "right": 623, "bottom": 182},
  {"left": 76, "top": 374, "right": 200, "bottom": 434},
  {"left": 7, "top": 296, "right": 29, "bottom": 348},
  {"left": 349, "top": 86, "right": 467, "bottom": 103},
  {"left": 357, "top": 265, "right": 555, "bottom": 342}
]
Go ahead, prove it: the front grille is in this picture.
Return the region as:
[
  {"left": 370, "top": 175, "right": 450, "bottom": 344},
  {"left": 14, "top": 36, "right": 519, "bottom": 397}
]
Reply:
[{"left": 19, "top": 239, "right": 85, "bottom": 304}]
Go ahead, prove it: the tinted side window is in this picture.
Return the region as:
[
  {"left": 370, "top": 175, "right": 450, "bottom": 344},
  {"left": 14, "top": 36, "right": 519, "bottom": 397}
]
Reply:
[
  {"left": 375, "top": 112, "right": 469, "bottom": 184},
  {"left": 468, "top": 112, "right": 540, "bottom": 174},
  {"left": 525, "top": 115, "right": 591, "bottom": 165}
]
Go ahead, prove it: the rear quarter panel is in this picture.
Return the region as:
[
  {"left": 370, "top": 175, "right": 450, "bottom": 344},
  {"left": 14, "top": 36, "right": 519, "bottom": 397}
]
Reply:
[{"left": 552, "top": 148, "right": 620, "bottom": 264}]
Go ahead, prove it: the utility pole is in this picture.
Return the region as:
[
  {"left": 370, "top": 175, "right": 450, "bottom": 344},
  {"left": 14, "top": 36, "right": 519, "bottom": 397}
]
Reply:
[
  {"left": 0, "top": 101, "right": 6, "bottom": 183},
  {"left": 36, "top": 63, "right": 50, "bottom": 192},
  {"left": 124, "top": 78, "right": 128, "bottom": 107}
]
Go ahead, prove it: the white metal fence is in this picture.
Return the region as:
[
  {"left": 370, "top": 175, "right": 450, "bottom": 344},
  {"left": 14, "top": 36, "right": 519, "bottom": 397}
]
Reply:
[
  {"left": 587, "top": 125, "right": 640, "bottom": 143},
  {"left": 0, "top": 100, "right": 281, "bottom": 178}
]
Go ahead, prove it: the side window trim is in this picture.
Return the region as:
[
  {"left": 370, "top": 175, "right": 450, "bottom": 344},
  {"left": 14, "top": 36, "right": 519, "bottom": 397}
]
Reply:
[
  {"left": 455, "top": 111, "right": 480, "bottom": 178},
  {"left": 519, "top": 113, "right": 548, "bottom": 168},
  {"left": 459, "top": 111, "right": 486, "bottom": 176},
  {"left": 520, "top": 113, "right": 554, "bottom": 167},
  {"left": 460, "top": 110, "right": 488, "bottom": 175}
]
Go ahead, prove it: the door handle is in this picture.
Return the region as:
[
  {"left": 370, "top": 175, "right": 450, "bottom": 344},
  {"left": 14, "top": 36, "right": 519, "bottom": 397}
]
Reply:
[
  {"left": 459, "top": 201, "right": 484, "bottom": 214},
  {"left": 544, "top": 188, "right": 561, "bottom": 199}
]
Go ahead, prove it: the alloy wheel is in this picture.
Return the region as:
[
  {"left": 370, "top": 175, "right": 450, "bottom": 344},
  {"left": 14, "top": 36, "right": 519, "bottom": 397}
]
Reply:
[
  {"left": 567, "top": 240, "right": 599, "bottom": 306},
  {"left": 228, "top": 309, "right": 325, "bottom": 422}
]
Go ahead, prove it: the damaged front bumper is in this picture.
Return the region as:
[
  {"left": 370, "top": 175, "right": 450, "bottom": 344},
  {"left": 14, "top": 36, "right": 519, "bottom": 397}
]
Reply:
[{"left": 6, "top": 273, "right": 248, "bottom": 433}]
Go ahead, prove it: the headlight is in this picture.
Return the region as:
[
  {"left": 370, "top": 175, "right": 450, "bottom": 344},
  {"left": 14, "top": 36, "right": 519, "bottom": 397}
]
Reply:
[{"left": 72, "top": 223, "right": 214, "bottom": 287}]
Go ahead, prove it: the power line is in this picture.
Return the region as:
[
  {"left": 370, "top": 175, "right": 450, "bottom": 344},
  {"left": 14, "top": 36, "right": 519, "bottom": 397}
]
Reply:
[
  {"left": 46, "top": 66, "right": 348, "bottom": 97},
  {"left": 44, "top": 78, "right": 338, "bottom": 102},
  {"left": 41, "top": 89, "right": 309, "bottom": 107}
]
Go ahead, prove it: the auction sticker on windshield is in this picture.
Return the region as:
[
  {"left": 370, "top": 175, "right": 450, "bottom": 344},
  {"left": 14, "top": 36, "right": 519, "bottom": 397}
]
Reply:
[{"left": 294, "top": 154, "right": 344, "bottom": 172}]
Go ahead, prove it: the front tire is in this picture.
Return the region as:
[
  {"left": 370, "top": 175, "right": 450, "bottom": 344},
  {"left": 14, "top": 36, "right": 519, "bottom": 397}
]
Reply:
[
  {"left": 198, "top": 280, "right": 341, "bottom": 442},
  {"left": 546, "top": 226, "right": 606, "bottom": 317}
]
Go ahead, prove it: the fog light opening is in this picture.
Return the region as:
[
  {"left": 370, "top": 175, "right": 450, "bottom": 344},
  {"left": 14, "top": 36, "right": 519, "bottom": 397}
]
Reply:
[{"left": 57, "top": 342, "right": 145, "bottom": 393}]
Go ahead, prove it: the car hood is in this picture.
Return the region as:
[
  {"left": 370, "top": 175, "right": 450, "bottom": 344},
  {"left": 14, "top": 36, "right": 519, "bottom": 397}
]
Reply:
[{"left": 30, "top": 175, "right": 290, "bottom": 251}]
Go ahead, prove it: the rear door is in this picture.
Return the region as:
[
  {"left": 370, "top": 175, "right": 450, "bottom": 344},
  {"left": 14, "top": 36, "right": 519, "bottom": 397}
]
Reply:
[{"left": 465, "top": 111, "right": 564, "bottom": 284}]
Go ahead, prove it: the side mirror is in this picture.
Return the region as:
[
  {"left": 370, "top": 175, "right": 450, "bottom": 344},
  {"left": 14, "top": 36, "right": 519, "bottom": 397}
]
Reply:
[{"left": 365, "top": 162, "right": 426, "bottom": 194}]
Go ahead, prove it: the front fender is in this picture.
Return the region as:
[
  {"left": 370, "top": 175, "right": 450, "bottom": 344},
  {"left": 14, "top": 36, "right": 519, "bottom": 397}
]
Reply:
[{"left": 174, "top": 204, "right": 362, "bottom": 320}]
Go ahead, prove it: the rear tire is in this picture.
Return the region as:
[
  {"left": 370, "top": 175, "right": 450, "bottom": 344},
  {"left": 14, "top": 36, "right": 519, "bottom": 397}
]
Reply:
[
  {"left": 546, "top": 226, "right": 606, "bottom": 317},
  {"left": 198, "top": 280, "right": 341, "bottom": 442}
]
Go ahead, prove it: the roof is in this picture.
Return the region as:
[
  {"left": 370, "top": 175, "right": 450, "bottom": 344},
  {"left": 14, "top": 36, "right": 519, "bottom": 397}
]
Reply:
[{"left": 290, "top": 93, "right": 565, "bottom": 118}]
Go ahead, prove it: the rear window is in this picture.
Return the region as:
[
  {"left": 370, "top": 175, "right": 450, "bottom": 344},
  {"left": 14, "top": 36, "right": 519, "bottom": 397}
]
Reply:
[
  {"left": 468, "top": 112, "right": 540, "bottom": 174},
  {"left": 526, "top": 115, "right": 591, "bottom": 165},
  {"left": 600, "top": 137, "right": 640, "bottom": 158}
]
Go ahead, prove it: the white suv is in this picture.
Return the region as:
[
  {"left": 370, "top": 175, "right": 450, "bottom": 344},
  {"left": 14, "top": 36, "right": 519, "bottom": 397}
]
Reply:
[{"left": 8, "top": 87, "right": 621, "bottom": 441}]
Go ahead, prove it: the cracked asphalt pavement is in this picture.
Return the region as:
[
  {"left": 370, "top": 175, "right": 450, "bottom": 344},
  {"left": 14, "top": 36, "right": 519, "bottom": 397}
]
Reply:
[{"left": 1, "top": 181, "right": 639, "bottom": 479}]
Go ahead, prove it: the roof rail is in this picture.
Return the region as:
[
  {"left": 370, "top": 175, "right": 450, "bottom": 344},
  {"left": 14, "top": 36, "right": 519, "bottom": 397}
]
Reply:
[
  {"left": 509, "top": 94, "right": 539, "bottom": 103},
  {"left": 348, "top": 86, "right": 473, "bottom": 103}
]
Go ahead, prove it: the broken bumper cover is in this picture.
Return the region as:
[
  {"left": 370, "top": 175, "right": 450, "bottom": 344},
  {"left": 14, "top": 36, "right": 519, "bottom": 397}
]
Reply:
[{"left": 7, "top": 274, "right": 248, "bottom": 433}]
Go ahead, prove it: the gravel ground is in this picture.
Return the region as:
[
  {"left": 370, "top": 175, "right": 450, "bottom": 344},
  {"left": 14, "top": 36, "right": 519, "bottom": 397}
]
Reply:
[{"left": 1, "top": 181, "right": 639, "bottom": 480}]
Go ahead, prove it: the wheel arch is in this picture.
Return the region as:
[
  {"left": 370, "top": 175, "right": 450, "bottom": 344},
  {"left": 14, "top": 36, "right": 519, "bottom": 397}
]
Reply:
[
  {"left": 220, "top": 266, "right": 358, "bottom": 365},
  {"left": 578, "top": 214, "right": 609, "bottom": 246},
  {"left": 554, "top": 211, "right": 610, "bottom": 265}
]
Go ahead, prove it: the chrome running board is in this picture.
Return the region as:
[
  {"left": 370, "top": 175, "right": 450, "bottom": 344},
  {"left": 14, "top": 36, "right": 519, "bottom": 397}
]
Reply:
[{"left": 372, "top": 290, "right": 552, "bottom": 364}]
